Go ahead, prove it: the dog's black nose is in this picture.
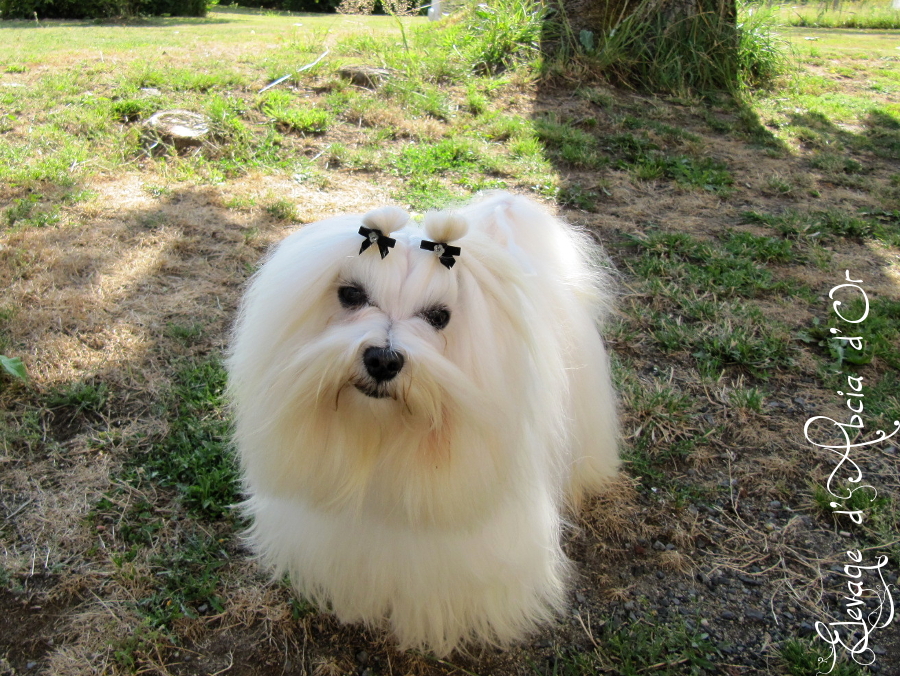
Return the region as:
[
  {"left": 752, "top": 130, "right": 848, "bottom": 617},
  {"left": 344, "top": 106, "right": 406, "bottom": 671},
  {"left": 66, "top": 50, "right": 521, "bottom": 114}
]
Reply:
[{"left": 363, "top": 346, "right": 405, "bottom": 383}]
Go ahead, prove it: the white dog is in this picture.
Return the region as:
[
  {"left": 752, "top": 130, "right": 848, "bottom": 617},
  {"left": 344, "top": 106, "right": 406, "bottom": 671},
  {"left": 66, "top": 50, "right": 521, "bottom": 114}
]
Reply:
[{"left": 227, "top": 192, "right": 619, "bottom": 656}]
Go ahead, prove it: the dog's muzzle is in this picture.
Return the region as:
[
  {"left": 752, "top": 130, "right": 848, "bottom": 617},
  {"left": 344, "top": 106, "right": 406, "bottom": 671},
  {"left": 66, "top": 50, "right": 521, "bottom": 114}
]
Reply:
[{"left": 356, "top": 346, "right": 405, "bottom": 398}]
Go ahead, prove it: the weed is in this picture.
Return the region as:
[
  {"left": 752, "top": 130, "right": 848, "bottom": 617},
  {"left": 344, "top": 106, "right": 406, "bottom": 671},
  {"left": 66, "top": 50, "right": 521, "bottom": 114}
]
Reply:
[
  {"left": 592, "top": 617, "right": 719, "bottom": 674},
  {"left": 800, "top": 295, "right": 900, "bottom": 377},
  {"left": 266, "top": 199, "right": 300, "bottom": 222},
  {"left": 450, "top": 0, "right": 546, "bottom": 74},
  {"left": 111, "top": 623, "right": 169, "bottom": 670},
  {"left": 625, "top": 380, "right": 695, "bottom": 455},
  {"left": 46, "top": 381, "right": 109, "bottom": 416},
  {"left": 729, "top": 385, "right": 764, "bottom": 412},
  {"left": 5, "top": 194, "right": 60, "bottom": 229},
  {"left": 778, "top": 638, "right": 868, "bottom": 676},
  {"left": 809, "top": 152, "right": 864, "bottom": 175},
  {"left": 110, "top": 98, "right": 152, "bottom": 123},
  {"left": 261, "top": 91, "right": 332, "bottom": 135},
  {"left": 143, "top": 184, "right": 172, "bottom": 198},
  {"left": 224, "top": 195, "right": 257, "bottom": 211},
  {"left": 692, "top": 318, "right": 794, "bottom": 379},
  {"left": 464, "top": 82, "right": 489, "bottom": 116},
  {"left": 576, "top": 85, "right": 614, "bottom": 108},
  {"left": 722, "top": 231, "right": 794, "bottom": 264},
  {"left": 0, "top": 354, "right": 26, "bottom": 381}
]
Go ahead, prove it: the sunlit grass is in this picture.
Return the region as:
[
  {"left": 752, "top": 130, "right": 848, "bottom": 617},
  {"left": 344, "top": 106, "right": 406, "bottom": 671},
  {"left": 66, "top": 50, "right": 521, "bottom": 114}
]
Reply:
[{"left": 763, "top": 0, "right": 900, "bottom": 29}]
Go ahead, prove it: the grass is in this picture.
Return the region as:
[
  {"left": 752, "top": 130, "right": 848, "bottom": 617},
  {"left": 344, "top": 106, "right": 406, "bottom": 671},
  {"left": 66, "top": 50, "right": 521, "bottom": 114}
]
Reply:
[
  {"left": 1, "top": 2, "right": 899, "bottom": 675},
  {"left": 129, "top": 357, "right": 238, "bottom": 520},
  {"left": 768, "top": 0, "right": 900, "bottom": 29}
]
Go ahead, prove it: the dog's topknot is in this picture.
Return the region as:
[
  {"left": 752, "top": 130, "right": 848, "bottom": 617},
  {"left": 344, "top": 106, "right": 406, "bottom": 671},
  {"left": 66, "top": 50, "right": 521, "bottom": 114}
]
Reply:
[
  {"left": 423, "top": 211, "right": 469, "bottom": 244},
  {"left": 362, "top": 206, "right": 409, "bottom": 236}
]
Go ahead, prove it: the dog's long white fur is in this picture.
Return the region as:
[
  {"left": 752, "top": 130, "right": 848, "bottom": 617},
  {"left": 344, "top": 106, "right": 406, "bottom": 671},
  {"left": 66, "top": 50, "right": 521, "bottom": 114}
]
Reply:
[{"left": 227, "top": 192, "right": 619, "bottom": 656}]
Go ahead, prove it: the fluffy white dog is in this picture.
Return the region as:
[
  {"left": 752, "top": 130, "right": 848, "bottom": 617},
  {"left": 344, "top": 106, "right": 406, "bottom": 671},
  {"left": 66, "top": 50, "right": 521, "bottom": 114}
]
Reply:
[{"left": 227, "top": 192, "right": 619, "bottom": 656}]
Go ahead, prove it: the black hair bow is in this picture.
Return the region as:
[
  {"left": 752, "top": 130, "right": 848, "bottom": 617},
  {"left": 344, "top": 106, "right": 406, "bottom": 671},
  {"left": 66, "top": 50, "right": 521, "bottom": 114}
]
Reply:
[
  {"left": 420, "top": 240, "right": 461, "bottom": 269},
  {"left": 359, "top": 226, "right": 396, "bottom": 259}
]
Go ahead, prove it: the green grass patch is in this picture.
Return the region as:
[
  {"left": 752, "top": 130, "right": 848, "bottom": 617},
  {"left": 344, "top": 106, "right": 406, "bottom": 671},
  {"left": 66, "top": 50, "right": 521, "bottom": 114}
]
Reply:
[
  {"left": 626, "top": 231, "right": 797, "bottom": 298},
  {"left": 138, "top": 531, "right": 229, "bottom": 628},
  {"left": 779, "top": 638, "right": 869, "bottom": 675},
  {"left": 534, "top": 114, "right": 607, "bottom": 170},
  {"left": 393, "top": 138, "right": 484, "bottom": 176},
  {"left": 550, "top": 618, "right": 719, "bottom": 675},
  {"left": 800, "top": 297, "right": 900, "bottom": 371},
  {"left": 127, "top": 357, "right": 238, "bottom": 520},
  {"left": 261, "top": 91, "right": 332, "bottom": 135},
  {"left": 742, "top": 208, "right": 899, "bottom": 246}
]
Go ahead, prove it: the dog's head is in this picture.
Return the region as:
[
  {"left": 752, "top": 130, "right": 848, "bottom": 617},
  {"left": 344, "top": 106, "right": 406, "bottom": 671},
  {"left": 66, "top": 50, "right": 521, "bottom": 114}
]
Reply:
[{"left": 230, "top": 200, "right": 535, "bottom": 423}]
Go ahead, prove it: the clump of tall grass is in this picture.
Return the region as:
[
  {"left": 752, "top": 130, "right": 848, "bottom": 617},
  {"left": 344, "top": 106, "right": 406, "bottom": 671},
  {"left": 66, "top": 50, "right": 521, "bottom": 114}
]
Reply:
[
  {"left": 559, "top": 0, "right": 789, "bottom": 96},
  {"left": 443, "top": 0, "right": 548, "bottom": 74}
]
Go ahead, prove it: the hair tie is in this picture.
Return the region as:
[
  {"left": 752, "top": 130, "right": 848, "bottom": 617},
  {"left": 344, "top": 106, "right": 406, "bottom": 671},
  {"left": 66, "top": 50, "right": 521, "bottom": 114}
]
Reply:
[
  {"left": 357, "top": 206, "right": 408, "bottom": 259},
  {"left": 358, "top": 226, "right": 396, "bottom": 258},
  {"left": 421, "top": 211, "right": 467, "bottom": 269},
  {"left": 420, "top": 240, "right": 461, "bottom": 269}
]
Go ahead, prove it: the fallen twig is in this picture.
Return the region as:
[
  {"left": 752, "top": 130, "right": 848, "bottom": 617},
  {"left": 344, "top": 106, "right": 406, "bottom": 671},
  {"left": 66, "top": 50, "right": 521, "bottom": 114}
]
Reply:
[{"left": 259, "top": 49, "right": 330, "bottom": 94}]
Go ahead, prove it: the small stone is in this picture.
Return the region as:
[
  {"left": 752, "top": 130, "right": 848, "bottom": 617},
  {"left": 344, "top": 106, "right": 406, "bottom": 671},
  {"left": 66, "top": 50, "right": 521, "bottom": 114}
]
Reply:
[
  {"left": 143, "top": 110, "right": 210, "bottom": 149},
  {"left": 656, "top": 570, "right": 665, "bottom": 580},
  {"left": 338, "top": 65, "right": 393, "bottom": 88},
  {"left": 652, "top": 540, "right": 666, "bottom": 551},
  {"left": 721, "top": 610, "right": 736, "bottom": 620},
  {"left": 356, "top": 650, "right": 369, "bottom": 665},
  {"left": 575, "top": 592, "right": 586, "bottom": 603},
  {"left": 799, "top": 622, "right": 815, "bottom": 636},
  {"left": 746, "top": 609, "right": 765, "bottom": 621}
]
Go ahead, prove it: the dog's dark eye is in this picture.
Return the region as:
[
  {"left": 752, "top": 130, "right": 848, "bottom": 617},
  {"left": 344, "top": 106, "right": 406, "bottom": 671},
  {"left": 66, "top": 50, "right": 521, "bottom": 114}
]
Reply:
[
  {"left": 338, "top": 284, "right": 368, "bottom": 309},
  {"left": 421, "top": 306, "right": 450, "bottom": 330}
]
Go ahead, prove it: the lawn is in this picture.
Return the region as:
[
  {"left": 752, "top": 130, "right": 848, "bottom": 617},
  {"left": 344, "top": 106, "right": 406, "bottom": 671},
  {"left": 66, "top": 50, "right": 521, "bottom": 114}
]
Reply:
[{"left": 1, "top": 3, "right": 898, "bottom": 675}]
